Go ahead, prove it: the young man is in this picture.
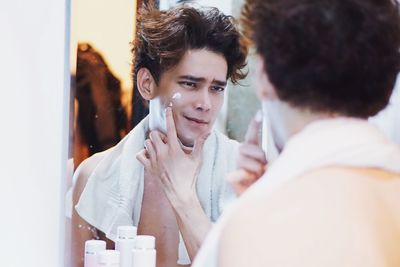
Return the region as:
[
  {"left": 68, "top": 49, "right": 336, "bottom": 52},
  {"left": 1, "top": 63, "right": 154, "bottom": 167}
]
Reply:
[
  {"left": 193, "top": 0, "right": 400, "bottom": 266},
  {"left": 71, "top": 5, "right": 247, "bottom": 267}
]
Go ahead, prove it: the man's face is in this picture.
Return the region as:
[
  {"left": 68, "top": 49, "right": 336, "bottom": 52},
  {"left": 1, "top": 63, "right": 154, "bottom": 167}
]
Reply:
[{"left": 157, "top": 49, "right": 228, "bottom": 147}]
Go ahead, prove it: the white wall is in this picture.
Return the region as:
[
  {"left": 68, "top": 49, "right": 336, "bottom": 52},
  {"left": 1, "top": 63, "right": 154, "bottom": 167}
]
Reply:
[{"left": 0, "top": 0, "right": 69, "bottom": 266}]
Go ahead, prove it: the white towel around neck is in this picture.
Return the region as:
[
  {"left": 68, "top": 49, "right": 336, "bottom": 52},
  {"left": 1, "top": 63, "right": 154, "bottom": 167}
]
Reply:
[
  {"left": 193, "top": 117, "right": 400, "bottom": 267},
  {"left": 75, "top": 116, "right": 238, "bottom": 265}
]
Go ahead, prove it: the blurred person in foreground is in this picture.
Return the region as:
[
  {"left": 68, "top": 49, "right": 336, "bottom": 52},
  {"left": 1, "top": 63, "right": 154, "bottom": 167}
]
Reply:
[{"left": 193, "top": 0, "right": 400, "bottom": 266}]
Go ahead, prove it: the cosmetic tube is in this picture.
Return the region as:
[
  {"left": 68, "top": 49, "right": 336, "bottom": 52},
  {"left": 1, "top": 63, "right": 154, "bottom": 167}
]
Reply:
[
  {"left": 115, "top": 226, "right": 137, "bottom": 267},
  {"left": 132, "top": 235, "right": 156, "bottom": 267},
  {"left": 84, "top": 240, "right": 106, "bottom": 267},
  {"left": 98, "top": 250, "right": 120, "bottom": 267}
]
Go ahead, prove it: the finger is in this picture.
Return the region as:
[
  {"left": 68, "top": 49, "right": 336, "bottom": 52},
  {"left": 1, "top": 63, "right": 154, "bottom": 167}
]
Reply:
[
  {"left": 239, "top": 144, "right": 267, "bottom": 164},
  {"left": 165, "top": 107, "right": 180, "bottom": 148},
  {"left": 149, "top": 131, "right": 167, "bottom": 155},
  {"left": 236, "top": 156, "right": 266, "bottom": 177},
  {"left": 158, "top": 131, "right": 167, "bottom": 144},
  {"left": 226, "top": 170, "right": 258, "bottom": 196},
  {"left": 226, "top": 169, "right": 252, "bottom": 183},
  {"left": 136, "top": 149, "right": 150, "bottom": 168},
  {"left": 244, "top": 110, "right": 263, "bottom": 145},
  {"left": 144, "top": 139, "right": 157, "bottom": 165},
  {"left": 192, "top": 132, "right": 210, "bottom": 159}
]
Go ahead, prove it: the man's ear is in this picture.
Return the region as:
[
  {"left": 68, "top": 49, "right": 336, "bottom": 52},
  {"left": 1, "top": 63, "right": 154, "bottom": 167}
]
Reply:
[
  {"left": 136, "top": 68, "right": 157, "bottom": 100},
  {"left": 255, "top": 54, "right": 278, "bottom": 101}
]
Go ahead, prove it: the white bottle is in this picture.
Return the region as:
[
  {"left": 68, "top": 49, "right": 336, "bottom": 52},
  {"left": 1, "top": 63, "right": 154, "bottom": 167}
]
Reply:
[
  {"left": 98, "top": 250, "right": 120, "bottom": 267},
  {"left": 115, "top": 226, "right": 137, "bottom": 267},
  {"left": 84, "top": 240, "right": 106, "bottom": 267},
  {"left": 132, "top": 235, "right": 156, "bottom": 267}
]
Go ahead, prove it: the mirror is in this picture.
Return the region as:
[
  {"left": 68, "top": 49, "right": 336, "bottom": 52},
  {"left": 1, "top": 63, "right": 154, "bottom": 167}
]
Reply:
[{"left": 66, "top": 0, "right": 261, "bottom": 266}]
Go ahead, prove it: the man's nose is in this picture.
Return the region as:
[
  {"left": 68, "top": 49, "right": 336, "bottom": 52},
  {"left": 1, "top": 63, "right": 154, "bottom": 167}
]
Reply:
[{"left": 194, "top": 89, "right": 212, "bottom": 111}]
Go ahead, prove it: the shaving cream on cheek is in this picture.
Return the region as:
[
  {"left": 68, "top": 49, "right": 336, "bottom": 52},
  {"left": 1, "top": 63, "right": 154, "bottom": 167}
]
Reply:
[
  {"left": 171, "top": 92, "right": 182, "bottom": 101},
  {"left": 165, "top": 92, "right": 182, "bottom": 108}
]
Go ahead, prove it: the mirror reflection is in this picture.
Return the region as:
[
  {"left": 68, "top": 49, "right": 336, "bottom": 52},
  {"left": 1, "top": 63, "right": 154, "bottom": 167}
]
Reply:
[{"left": 66, "top": 1, "right": 259, "bottom": 267}]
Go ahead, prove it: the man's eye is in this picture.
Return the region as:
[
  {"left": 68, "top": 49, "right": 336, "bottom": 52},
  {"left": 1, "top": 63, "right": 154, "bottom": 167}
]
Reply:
[
  {"left": 179, "top": 81, "right": 196, "bottom": 88},
  {"left": 211, "top": 86, "right": 225, "bottom": 92}
]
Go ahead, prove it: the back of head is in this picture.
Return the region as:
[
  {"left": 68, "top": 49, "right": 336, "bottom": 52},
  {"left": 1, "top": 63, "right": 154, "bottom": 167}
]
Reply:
[
  {"left": 242, "top": 0, "right": 400, "bottom": 118},
  {"left": 132, "top": 4, "right": 247, "bottom": 85}
]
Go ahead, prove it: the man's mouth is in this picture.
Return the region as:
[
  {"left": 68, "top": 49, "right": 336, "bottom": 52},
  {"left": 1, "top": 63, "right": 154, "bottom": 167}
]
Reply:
[{"left": 183, "top": 115, "right": 209, "bottom": 125}]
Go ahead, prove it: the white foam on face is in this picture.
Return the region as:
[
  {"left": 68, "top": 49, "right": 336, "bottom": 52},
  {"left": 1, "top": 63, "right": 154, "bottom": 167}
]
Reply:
[
  {"left": 172, "top": 92, "right": 182, "bottom": 100},
  {"left": 169, "top": 92, "right": 182, "bottom": 107}
]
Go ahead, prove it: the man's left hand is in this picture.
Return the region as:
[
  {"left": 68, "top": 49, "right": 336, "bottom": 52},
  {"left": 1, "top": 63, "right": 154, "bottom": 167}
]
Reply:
[{"left": 136, "top": 107, "right": 210, "bottom": 204}]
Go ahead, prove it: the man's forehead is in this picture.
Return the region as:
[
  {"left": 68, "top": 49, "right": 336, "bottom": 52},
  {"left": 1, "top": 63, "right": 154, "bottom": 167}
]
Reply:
[{"left": 173, "top": 49, "right": 228, "bottom": 82}]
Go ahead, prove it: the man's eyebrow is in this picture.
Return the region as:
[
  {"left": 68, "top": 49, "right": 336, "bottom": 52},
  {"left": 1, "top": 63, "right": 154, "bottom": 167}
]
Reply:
[
  {"left": 212, "top": 79, "right": 227, "bottom": 87},
  {"left": 178, "top": 75, "right": 227, "bottom": 86},
  {"left": 178, "top": 75, "right": 205, "bottom": 82}
]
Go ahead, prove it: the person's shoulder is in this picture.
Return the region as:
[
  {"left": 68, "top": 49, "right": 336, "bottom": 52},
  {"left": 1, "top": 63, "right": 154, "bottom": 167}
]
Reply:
[
  {"left": 231, "top": 166, "right": 400, "bottom": 215},
  {"left": 220, "top": 167, "right": 400, "bottom": 266},
  {"left": 226, "top": 167, "right": 398, "bottom": 222}
]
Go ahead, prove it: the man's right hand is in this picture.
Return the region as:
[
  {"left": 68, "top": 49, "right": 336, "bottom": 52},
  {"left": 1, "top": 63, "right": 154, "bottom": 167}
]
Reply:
[{"left": 227, "top": 111, "right": 268, "bottom": 196}]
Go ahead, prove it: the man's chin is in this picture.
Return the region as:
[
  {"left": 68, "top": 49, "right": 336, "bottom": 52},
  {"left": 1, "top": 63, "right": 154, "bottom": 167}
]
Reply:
[
  {"left": 178, "top": 136, "right": 195, "bottom": 148},
  {"left": 177, "top": 126, "right": 211, "bottom": 148},
  {"left": 177, "top": 131, "right": 200, "bottom": 148}
]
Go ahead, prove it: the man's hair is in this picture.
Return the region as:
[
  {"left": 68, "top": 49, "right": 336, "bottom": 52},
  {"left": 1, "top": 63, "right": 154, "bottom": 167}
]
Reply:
[
  {"left": 132, "top": 5, "right": 248, "bottom": 85},
  {"left": 242, "top": 0, "right": 400, "bottom": 118}
]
